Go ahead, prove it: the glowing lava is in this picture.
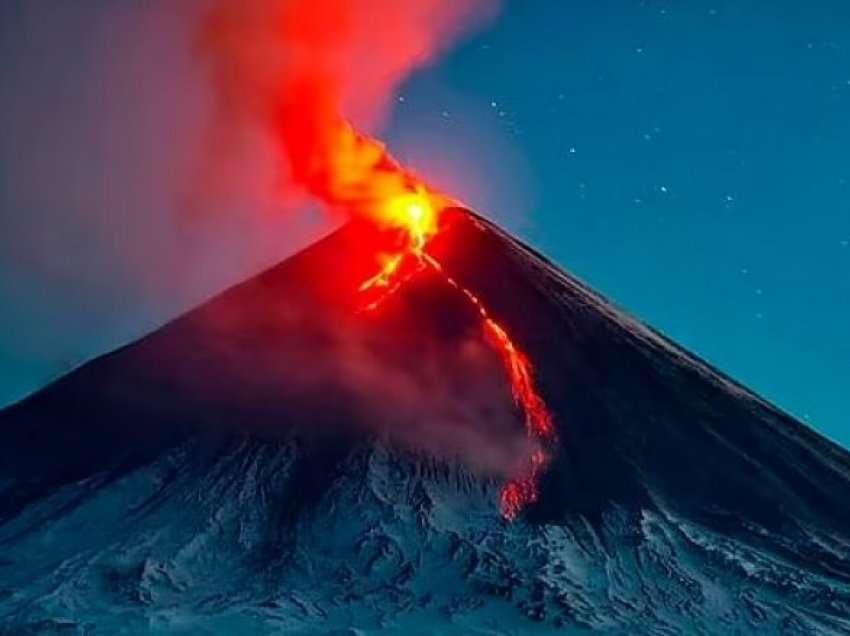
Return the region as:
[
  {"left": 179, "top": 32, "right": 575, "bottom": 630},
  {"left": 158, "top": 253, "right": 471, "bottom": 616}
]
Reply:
[
  {"left": 357, "top": 187, "right": 437, "bottom": 312},
  {"left": 199, "top": 0, "right": 547, "bottom": 520},
  {"left": 357, "top": 191, "right": 557, "bottom": 521},
  {"left": 381, "top": 186, "right": 439, "bottom": 251}
]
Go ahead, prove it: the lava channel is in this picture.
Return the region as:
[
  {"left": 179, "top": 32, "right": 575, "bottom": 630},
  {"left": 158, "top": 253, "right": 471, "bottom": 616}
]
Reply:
[{"left": 357, "top": 191, "right": 556, "bottom": 521}]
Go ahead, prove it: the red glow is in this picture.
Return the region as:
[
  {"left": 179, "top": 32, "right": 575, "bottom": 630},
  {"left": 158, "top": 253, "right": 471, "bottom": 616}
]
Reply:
[
  {"left": 200, "top": 0, "right": 552, "bottom": 519},
  {"left": 357, "top": 197, "right": 556, "bottom": 520},
  {"left": 199, "top": 0, "right": 487, "bottom": 223}
]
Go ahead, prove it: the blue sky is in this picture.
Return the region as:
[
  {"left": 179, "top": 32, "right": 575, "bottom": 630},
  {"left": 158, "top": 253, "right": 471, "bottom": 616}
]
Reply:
[{"left": 387, "top": 0, "right": 850, "bottom": 446}]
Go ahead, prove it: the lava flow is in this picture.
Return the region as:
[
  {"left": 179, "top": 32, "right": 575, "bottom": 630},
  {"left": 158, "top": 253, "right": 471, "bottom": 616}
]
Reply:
[
  {"left": 357, "top": 188, "right": 556, "bottom": 521},
  {"left": 198, "top": 0, "right": 552, "bottom": 520}
]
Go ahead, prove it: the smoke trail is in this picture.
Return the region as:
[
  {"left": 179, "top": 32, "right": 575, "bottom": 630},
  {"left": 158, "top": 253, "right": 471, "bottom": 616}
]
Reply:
[{"left": 197, "top": 0, "right": 498, "bottom": 221}]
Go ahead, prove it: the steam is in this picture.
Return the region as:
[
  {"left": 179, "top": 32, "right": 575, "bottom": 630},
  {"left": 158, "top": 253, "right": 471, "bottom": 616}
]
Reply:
[
  {"left": 181, "top": 289, "right": 537, "bottom": 479},
  {"left": 332, "top": 318, "right": 538, "bottom": 478}
]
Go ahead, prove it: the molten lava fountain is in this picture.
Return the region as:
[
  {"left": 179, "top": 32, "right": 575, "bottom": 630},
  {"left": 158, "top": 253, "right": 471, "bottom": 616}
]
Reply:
[{"left": 351, "top": 152, "right": 556, "bottom": 521}]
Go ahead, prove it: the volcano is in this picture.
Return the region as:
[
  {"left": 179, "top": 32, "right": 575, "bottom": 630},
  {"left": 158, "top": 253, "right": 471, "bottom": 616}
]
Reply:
[{"left": 1, "top": 209, "right": 849, "bottom": 635}]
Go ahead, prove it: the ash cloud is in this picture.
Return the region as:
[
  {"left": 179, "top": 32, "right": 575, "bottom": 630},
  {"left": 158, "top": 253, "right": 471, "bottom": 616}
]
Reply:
[
  {"left": 0, "top": 0, "right": 497, "bottom": 405},
  {"left": 197, "top": 0, "right": 499, "bottom": 219},
  {"left": 0, "top": 0, "right": 521, "bottom": 478},
  {"left": 330, "top": 319, "right": 538, "bottom": 478}
]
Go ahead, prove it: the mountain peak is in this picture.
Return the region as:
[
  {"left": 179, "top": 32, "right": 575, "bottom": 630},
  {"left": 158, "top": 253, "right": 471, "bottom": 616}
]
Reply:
[{"left": 2, "top": 210, "right": 850, "bottom": 633}]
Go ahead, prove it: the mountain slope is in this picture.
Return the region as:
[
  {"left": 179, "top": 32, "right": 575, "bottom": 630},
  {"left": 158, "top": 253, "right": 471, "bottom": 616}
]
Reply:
[{"left": 1, "top": 210, "right": 849, "bottom": 635}]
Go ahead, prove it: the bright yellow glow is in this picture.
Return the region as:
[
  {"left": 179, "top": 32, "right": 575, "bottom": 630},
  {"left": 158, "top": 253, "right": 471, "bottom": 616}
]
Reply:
[
  {"left": 358, "top": 253, "right": 402, "bottom": 291},
  {"left": 381, "top": 187, "right": 438, "bottom": 252},
  {"left": 408, "top": 203, "right": 425, "bottom": 222}
]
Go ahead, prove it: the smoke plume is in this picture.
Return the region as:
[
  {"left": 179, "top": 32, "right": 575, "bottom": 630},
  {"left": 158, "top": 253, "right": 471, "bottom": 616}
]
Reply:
[
  {"left": 198, "top": 0, "right": 498, "bottom": 221},
  {"left": 0, "top": 0, "right": 495, "bottom": 405}
]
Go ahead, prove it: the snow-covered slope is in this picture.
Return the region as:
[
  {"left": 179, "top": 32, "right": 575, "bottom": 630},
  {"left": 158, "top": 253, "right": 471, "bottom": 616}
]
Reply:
[{"left": 2, "top": 210, "right": 849, "bottom": 634}]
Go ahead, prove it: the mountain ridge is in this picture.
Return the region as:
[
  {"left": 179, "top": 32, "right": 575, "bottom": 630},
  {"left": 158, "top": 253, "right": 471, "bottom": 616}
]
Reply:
[{"left": 1, "top": 209, "right": 849, "bottom": 634}]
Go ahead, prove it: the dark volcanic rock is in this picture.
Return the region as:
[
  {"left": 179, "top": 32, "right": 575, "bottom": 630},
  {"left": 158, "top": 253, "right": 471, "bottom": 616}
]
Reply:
[{"left": 1, "top": 210, "right": 849, "bottom": 635}]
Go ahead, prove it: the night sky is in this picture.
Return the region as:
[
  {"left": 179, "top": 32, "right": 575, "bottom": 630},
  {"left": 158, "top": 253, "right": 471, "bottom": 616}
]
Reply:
[
  {"left": 387, "top": 0, "right": 850, "bottom": 448},
  {"left": 1, "top": 2, "right": 848, "bottom": 447}
]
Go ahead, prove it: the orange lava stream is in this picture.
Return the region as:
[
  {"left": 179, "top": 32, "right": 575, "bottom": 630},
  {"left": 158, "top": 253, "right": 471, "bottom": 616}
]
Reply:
[
  {"left": 358, "top": 251, "right": 426, "bottom": 313},
  {"left": 422, "top": 253, "right": 555, "bottom": 520},
  {"left": 358, "top": 198, "right": 556, "bottom": 521}
]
